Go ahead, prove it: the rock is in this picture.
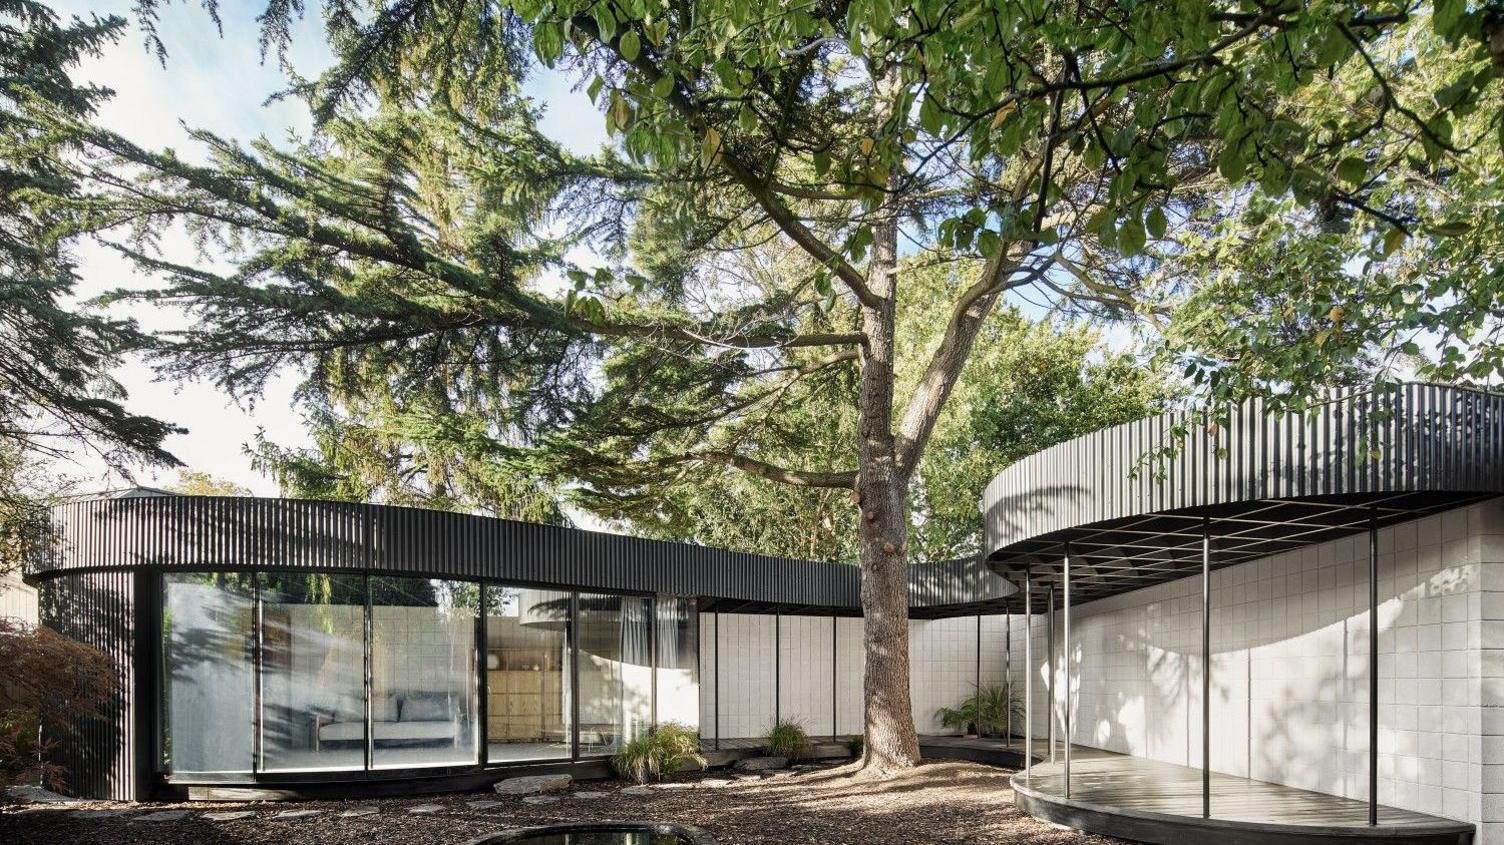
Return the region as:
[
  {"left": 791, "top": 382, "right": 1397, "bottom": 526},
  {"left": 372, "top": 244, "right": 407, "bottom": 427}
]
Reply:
[
  {"left": 408, "top": 804, "right": 445, "bottom": 814},
  {"left": 466, "top": 800, "right": 503, "bottom": 810},
  {"left": 133, "top": 811, "right": 190, "bottom": 823},
  {"left": 70, "top": 809, "right": 133, "bottom": 819},
  {"left": 731, "top": 773, "right": 762, "bottom": 780},
  {"left": 696, "top": 779, "right": 732, "bottom": 789},
  {"left": 571, "top": 791, "right": 609, "bottom": 799},
  {"left": 203, "top": 811, "right": 255, "bottom": 821},
  {"left": 492, "top": 774, "right": 573, "bottom": 795},
  {"left": 619, "top": 786, "right": 655, "bottom": 796},
  {"left": 732, "top": 756, "right": 788, "bottom": 772},
  {"left": 341, "top": 807, "right": 380, "bottom": 818},
  {"left": 272, "top": 809, "right": 321, "bottom": 819},
  {"left": 654, "top": 782, "right": 693, "bottom": 790},
  {"left": 520, "top": 795, "right": 559, "bottom": 805},
  {"left": 7, "top": 785, "right": 75, "bottom": 804}
]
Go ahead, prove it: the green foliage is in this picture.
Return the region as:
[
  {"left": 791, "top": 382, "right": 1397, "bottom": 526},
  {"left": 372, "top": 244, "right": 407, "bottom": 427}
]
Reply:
[
  {"left": 763, "top": 719, "right": 811, "bottom": 761},
  {"left": 0, "top": 0, "right": 180, "bottom": 468},
  {"left": 935, "top": 685, "right": 1023, "bottom": 738},
  {"left": 169, "top": 470, "right": 250, "bottom": 497},
  {"left": 0, "top": 617, "right": 116, "bottom": 792},
  {"left": 844, "top": 733, "right": 864, "bottom": 757},
  {"left": 611, "top": 722, "right": 706, "bottom": 784}
]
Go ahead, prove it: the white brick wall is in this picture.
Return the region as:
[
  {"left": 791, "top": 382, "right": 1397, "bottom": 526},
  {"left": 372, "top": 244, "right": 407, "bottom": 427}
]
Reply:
[
  {"left": 0, "top": 568, "right": 37, "bottom": 624},
  {"left": 1006, "top": 498, "right": 1504, "bottom": 840}
]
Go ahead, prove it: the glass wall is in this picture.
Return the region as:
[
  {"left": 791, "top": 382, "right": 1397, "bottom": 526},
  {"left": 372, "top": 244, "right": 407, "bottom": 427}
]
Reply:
[
  {"left": 158, "top": 571, "right": 689, "bottom": 776},
  {"left": 259, "top": 573, "right": 367, "bottom": 772},
  {"left": 160, "top": 573, "right": 256, "bottom": 773},
  {"left": 577, "top": 593, "right": 653, "bottom": 755},
  {"left": 371, "top": 577, "right": 478, "bottom": 768},
  {"left": 485, "top": 586, "right": 571, "bottom": 762},
  {"left": 655, "top": 596, "right": 699, "bottom": 728}
]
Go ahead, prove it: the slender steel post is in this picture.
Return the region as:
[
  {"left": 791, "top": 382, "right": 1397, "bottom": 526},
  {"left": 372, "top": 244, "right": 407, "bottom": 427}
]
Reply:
[
  {"left": 649, "top": 596, "right": 658, "bottom": 730},
  {"left": 774, "top": 612, "right": 782, "bottom": 726},
  {"left": 1369, "top": 510, "right": 1379, "bottom": 826},
  {"left": 1047, "top": 587, "right": 1056, "bottom": 763},
  {"left": 1063, "top": 543, "right": 1072, "bottom": 799},
  {"left": 1024, "top": 567, "right": 1033, "bottom": 787},
  {"left": 713, "top": 608, "right": 720, "bottom": 750},
  {"left": 1005, "top": 606, "right": 1012, "bottom": 749},
  {"left": 476, "top": 585, "right": 488, "bottom": 766},
  {"left": 570, "top": 591, "right": 581, "bottom": 761},
  {"left": 831, "top": 615, "right": 838, "bottom": 739},
  {"left": 975, "top": 614, "right": 982, "bottom": 734},
  {"left": 1202, "top": 517, "right": 1211, "bottom": 819}
]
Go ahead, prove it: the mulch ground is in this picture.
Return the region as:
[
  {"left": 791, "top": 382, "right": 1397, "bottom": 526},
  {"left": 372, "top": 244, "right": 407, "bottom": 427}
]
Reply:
[{"left": 1, "top": 760, "right": 1127, "bottom": 845}]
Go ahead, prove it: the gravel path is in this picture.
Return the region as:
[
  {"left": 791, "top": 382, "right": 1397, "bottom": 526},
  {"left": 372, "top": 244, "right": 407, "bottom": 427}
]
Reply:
[{"left": 1, "top": 761, "right": 1126, "bottom": 845}]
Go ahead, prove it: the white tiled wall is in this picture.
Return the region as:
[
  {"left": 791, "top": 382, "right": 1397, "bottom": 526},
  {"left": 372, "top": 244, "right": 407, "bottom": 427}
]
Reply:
[
  {"left": 1008, "top": 499, "right": 1504, "bottom": 841},
  {"left": 698, "top": 612, "right": 987, "bottom": 740},
  {"left": 0, "top": 567, "right": 37, "bottom": 624}
]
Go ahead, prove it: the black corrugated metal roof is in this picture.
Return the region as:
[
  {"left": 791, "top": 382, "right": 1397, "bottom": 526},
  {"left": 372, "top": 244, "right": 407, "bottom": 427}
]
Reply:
[
  {"left": 982, "top": 382, "right": 1504, "bottom": 607},
  {"left": 36, "top": 496, "right": 1014, "bottom": 614}
]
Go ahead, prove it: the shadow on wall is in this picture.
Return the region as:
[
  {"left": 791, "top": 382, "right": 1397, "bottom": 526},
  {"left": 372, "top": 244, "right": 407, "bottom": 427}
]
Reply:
[{"left": 1054, "top": 510, "right": 1487, "bottom": 814}]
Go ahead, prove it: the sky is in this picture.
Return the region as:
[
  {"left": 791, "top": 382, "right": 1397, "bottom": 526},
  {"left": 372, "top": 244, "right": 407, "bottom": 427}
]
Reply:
[{"left": 51, "top": 0, "right": 607, "bottom": 495}]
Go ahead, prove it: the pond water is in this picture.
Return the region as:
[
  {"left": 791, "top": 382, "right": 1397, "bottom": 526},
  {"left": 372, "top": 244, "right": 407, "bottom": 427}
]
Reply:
[{"left": 471, "top": 823, "right": 706, "bottom": 845}]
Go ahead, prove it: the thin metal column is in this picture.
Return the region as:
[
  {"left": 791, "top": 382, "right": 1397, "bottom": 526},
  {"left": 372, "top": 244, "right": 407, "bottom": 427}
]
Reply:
[
  {"left": 570, "top": 591, "right": 581, "bottom": 761},
  {"left": 713, "top": 609, "right": 721, "bottom": 750},
  {"left": 975, "top": 614, "right": 982, "bottom": 733},
  {"left": 1005, "top": 606, "right": 1012, "bottom": 748},
  {"left": 1202, "top": 516, "right": 1211, "bottom": 819},
  {"left": 774, "top": 613, "right": 781, "bottom": 726},
  {"left": 476, "top": 585, "right": 488, "bottom": 767},
  {"left": 1063, "top": 543, "right": 1072, "bottom": 799},
  {"left": 831, "top": 615, "right": 838, "bottom": 739},
  {"left": 1047, "top": 587, "right": 1056, "bottom": 763},
  {"left": 649, "top": 596, "right": 659, "bottom": 729},
  {"left": 1369, "top": 510, "right": 1379, "bottom": 826},
  {"left": 1024, "top": 567, "right": 1033, "bottom": 787}
]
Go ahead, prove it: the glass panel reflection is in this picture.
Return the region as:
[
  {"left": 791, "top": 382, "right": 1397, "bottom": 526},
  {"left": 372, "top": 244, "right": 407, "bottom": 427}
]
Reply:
[
  {"left": 370, "top": 577, "right": 478, "bottom": 768},
  {"left": 258, "top": 573, "right": 367, "bottom": 772},
  {"left": 161, "top": 572, "right": 256, "bottom": 773},
  {"left": 654, "top": 596, "right": 698, "bottom": 729},
  {"left": 486, "top": 586, "right": 572, "bottom": 762},
  {"left": 578, "top": 593, "right": 653, "bottom": 755}
]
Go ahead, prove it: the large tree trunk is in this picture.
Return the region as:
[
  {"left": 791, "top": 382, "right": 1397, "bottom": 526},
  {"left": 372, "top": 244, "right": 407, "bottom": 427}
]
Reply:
[{"left": 853, "top": 200, "right": 921, "bottom": 775}]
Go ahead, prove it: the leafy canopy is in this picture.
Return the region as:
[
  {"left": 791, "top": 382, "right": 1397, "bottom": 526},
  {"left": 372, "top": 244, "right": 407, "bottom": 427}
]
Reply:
[
  {"left": 1, "top": 0, "right": 180, "bottom": 469},
  {"left": 13, "top": 0, "right": 1504, "bottom": 543}
]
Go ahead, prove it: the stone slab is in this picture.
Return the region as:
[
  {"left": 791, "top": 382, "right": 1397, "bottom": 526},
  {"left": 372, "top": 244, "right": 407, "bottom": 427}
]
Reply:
[
  {"left": 466, "top": 800, "right": 503, "bottom": 810},
  {"left": 408, "top": 804, "right": 445, "bottom": 814},
  {"left": 341, "top": 807, "right": 380, "bottom": 817},
  {"left": 732, "top": 756, "right": 788, "bottom": 772},
  {"left": 520, "top": 795, "right": 560, "bottom": 805},
  {"left": 133, "top": 811, "right": 190, "bottom": 823},
  {"left": 493, "top": 774, "right": 572, "bottom": 795},
  {"left": 203, "top": 811, "right": 256, "bottom": 821},
  {"left": 273, "top": 809, "right": 321, "bottom": 819}
]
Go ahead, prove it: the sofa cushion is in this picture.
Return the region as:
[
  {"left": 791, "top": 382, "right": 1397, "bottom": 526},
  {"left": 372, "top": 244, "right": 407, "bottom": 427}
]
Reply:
[
  {"left": 319, "top": 719, "right": 456, "bottom": 743},
  {"left": 399, "top": 691, "right": 453, "bottom": 722}
]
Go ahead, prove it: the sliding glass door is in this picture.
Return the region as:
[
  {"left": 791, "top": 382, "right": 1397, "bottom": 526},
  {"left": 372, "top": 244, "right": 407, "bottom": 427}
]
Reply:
[
  {"left": 160, "top": 573, "right": 256, "bottom": 774},
  {"left": 159, "top": 571, "right": 687, "bottom": 776},
  {"left": 371, "top": 577, "right": 479, "bottom": 768},
  {"left": 485, "top": 586, "right": 572, "bottom": 763},
  {"left": 258, "top": 573, "right": 367, "bottom": 772}
]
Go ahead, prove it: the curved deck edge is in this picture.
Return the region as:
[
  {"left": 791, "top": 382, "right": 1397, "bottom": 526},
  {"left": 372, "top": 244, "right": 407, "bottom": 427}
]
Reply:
[{"left": 1010, "top": 772, "right": 1474, "bottom": 845}]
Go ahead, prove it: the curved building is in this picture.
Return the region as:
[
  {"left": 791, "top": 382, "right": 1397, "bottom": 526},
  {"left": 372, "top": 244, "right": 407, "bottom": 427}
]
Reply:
[
  {"left": 984, "top": 382, "right": 1501, "bottom": 845},
  {"left": 29, "top": 495, "right": 1013, "bottom": 801},
  {"left": 22, "top": 380, "right": 1504, "bottom": 845}
]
